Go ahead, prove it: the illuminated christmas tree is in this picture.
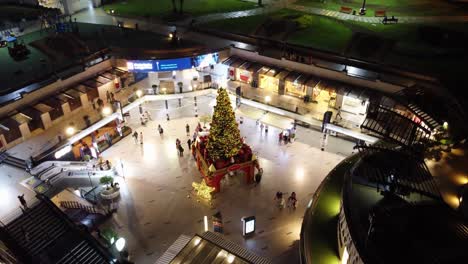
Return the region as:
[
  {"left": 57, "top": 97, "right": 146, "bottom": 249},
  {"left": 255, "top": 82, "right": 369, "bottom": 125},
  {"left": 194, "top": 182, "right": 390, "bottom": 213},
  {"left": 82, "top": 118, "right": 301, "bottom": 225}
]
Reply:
[{"left": 207, "top": 88, "right": 243, "bottom": 161}]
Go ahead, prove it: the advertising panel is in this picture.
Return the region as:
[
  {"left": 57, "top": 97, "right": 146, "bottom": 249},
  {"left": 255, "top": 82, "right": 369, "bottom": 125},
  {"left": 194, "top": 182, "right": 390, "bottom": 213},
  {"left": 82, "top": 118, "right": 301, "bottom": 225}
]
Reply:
[
  {"left": 127, "top": 58, "right": 193, "bottom": 72},
  {"left": 193, "top": 53, "right": 219, "bottom": 68}
]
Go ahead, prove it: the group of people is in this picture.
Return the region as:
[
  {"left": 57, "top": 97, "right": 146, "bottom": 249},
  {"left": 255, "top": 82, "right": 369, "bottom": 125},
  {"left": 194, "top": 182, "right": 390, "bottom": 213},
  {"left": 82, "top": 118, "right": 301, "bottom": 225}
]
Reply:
[
  {"left": 132, "top": 131, "right": 144, "bottom": 145},
  {"left": 274, "top": 191, "right": 297, "bottom": 209},
  {"left": 257, "top": 120, "right": 269, "bottom": 133},
  {"left": 279, "top": 127, "right": 296, "bottom": 144}
]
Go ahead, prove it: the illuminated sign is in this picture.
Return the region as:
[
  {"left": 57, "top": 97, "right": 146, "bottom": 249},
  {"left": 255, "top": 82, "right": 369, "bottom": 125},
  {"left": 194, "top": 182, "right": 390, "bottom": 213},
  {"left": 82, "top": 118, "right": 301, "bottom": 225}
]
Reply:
[
  {"left": 193, "top": 53, "right": 219, "bottom": 68},
  {"left": 127, "top": 61, "right": 153, "bottom": 71},
  {"left": 127, "top": 58, "right": 192, "bottom": 72},
  {"left": 241, "top": 216, "right": 256, "bottom": 236}
]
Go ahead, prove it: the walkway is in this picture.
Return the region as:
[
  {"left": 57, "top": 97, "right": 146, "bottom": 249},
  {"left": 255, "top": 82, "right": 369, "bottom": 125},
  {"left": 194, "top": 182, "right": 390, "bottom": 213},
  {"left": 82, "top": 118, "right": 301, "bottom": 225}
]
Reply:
[
  {"left": 192, "top": 0, "right": 291, "bottom": 25},
  {"left": 189, "top": 0, "right": 468, "bottom": 24},
  {"left": 289, "top": 4, "right": 468, "bottom": 24}
]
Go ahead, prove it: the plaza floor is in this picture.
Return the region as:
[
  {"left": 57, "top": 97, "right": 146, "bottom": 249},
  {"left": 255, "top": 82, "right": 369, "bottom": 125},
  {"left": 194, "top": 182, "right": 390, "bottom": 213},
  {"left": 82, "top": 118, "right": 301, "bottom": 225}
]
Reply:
[{"left": 98, "top": 96, "right": 354, "bottom": 263}]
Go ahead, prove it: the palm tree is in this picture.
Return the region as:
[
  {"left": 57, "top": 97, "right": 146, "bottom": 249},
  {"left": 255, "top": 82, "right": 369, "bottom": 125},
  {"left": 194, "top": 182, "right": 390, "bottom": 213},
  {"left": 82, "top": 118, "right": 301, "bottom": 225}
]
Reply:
[{"left": 172, "top": 0, "right": 177, "bottom": 13}]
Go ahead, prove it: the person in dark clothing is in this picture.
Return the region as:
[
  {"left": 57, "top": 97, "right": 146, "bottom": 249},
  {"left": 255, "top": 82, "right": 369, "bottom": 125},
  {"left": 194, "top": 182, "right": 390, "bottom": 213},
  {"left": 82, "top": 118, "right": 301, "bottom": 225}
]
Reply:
[
  {"left": 18, "top": 194, "right": 28, "bottom": 209},
  {"left": 187, "top": 138, "right": 192, "bottom": 151},
  {"left": 186, "top": 124, "right": 190, "bottom": 136}
]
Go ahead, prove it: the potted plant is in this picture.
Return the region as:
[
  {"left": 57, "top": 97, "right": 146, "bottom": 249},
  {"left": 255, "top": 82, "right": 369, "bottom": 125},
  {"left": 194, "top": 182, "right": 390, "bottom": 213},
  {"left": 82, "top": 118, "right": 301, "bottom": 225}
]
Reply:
[{"left": 100, "top": 176, "right": 114, "bottom": 189}]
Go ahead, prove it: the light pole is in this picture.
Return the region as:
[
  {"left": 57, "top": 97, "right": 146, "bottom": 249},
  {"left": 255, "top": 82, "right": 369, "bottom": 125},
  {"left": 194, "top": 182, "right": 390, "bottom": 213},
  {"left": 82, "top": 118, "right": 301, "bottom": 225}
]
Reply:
[{"left": 360, "top": 0, "right": 366, "bottom": 15}]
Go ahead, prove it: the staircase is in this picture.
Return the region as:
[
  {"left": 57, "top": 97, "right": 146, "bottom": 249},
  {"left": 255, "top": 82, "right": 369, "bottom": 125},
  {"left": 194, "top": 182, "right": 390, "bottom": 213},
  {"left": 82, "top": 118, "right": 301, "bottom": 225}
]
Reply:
[
  {"left": 60, "top": 201, "right": 104, "bottom": 215},
  {"left": 0, "top": 152, "right": 28, "bottom": 170},
  {"left": 5, "top": 202, "right": 69, "bottom": 257},
  {"left": 56, "top": 240, "right": 108, "bottom": 264},
  {"left": 361, "top": 105, "right": 431, "bottom": 147},
  {"left": 392, "top": 89, "right": 441, "bottom": 130}
]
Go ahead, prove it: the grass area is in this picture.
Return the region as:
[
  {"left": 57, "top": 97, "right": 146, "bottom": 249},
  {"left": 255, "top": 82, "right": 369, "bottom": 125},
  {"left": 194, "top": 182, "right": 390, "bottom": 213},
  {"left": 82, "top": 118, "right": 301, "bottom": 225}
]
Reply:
[
  {"left": 301, "top": 155, "right": 358, "bottom": 264},
  {"left": 201, "top": 9, "right": 468, "bottom": 77},
  {"left": 103, "top": 0, "right": 257, "bottom": 18},
  {"left": 201, "top": 14, "right": 268, "bottom": 35},
  {"left": 287, "top": 14, "right": 352, "bottom": 53},
  {"left": 295, "top": 0, "right": 468, "bottom": 17}
]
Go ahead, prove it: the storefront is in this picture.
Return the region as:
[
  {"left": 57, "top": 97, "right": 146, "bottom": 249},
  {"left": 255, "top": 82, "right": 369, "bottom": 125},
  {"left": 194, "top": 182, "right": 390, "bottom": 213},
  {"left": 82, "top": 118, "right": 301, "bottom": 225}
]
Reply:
[
  {"left": 258, "top": 66, "right": 281, "bottom": 92},
  {"left": 232, "top": 60, "right": 251, "bottom": 84},
  {"left": 314, "top": 81, "right": 337, "bottom": 109},
  {"left": 304, "top": 76, "right": 319, "bottom": 101},
  {"left": 285, "top": 72, "right": 304, "bottom": 98},
  {"left": 276, "top": 70, "right": 290, "bottom": 95}
]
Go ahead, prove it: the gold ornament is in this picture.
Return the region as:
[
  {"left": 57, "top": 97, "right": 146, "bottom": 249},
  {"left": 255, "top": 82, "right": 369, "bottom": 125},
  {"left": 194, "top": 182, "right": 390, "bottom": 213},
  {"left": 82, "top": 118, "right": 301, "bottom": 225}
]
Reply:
[{"left": 192, "top": 180, "right": 215, "bottom": 201}]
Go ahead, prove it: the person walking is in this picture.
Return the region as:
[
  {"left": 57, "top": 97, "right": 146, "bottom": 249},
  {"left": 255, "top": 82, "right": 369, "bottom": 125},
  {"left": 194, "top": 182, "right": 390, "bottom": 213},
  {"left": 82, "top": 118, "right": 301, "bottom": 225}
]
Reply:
[
  {"left": 287, "top": 192, "right": 298, "bottom": 209},
  {"left": 158, "top": 124, "right": 164, "bottom": 136},
  {"left": 274, "top": 191, "right": 285, "bottom": 209},
  {"left": 279, "top": 131, "right": 283, "bottom": 143},
  {"left": 260, "top": 123, "right": 264, "bottom": 132},
  {"left": 186, "top": 123, "right": 190, "bottom": 136},
  {"left": 106, "top": 90, "right": 111, "bottom": 103},
  {"left": 18, "top": 194, "right": 28, "bottom": 210},
  {"left": 139, "top": 132, "right": 144, "bottom": 145},
  {"left": 176, "top": 138, "right": 181, "bottom": 155},
  {"left": 187, "top": 138, "right": 192, "bottom": 151},
  {"left": 192, "top": 132, "right": 197, "bottom": 142},
  {"left": 336, "top": 106, "right": 342, "bottom": 121},
  {"left": 265, "top": 125, "right": 269, "bottom": 133},
  {"left": 132, "top": 131, "right": 138, "bottom": 144},
  {"left": 178, "top": 144, "right": 184, "bottom": 157}
]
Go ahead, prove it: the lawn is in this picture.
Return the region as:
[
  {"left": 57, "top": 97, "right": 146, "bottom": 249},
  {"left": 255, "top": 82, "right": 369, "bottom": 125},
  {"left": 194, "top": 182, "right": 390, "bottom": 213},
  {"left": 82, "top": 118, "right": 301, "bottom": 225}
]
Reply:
[
  {"left": 202, "top": 9, "right": 353, "bottom": 53},
  {"left": 103, "top": 0, "right": 257, "bottom": 18},
  {"left": 201, "top": 8, "right": 468, "bottom": 77},
  {"left": 295, "top": 0, "right": 468, "bottom": 17},
  {"left": 287, "top": 14, "right": 352, "bottom": 53},
  {"left": 201, "top": 14, "right": 268, "bottom": 35}
]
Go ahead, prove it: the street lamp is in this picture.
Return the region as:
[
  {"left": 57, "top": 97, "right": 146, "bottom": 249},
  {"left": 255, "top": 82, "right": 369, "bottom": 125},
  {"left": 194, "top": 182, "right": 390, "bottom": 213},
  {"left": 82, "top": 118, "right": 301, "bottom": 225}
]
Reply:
[
  {"left": 136, "top": 90, "right": 143, "bottom": 98},
  {"left": 102, "top": 106, "right": 113, "bottom": 116},
  {"left": 115, "top": 237, "right": 126, "bottom": 252},
  {"left": 359, "top": 0, "right": 366, "bottom": 15},
  {"left": 65, "top": 124, "right": 76, "bottom": 136}
]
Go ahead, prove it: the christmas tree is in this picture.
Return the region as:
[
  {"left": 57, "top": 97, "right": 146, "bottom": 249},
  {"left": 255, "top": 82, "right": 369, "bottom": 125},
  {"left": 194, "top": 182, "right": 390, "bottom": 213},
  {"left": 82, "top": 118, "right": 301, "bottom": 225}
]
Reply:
[{"left": 207, "top": 88, "right": 243, "bottom": 161}]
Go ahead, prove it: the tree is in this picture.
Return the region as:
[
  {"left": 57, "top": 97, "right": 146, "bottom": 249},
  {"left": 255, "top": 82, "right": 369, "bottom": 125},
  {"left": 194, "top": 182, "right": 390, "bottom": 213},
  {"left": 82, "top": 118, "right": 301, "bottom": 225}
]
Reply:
[
  {"left": 206, "top": 88, "right": 243, "bottom": 160},
  {"left": 179, "top": 0, "right": 184, "bottom": 14},
  {"left": 171, "top": 0, "right": 177, "bottom": 13},
  {"left": 100, "top": 176, "right": 114, "bottom": 189}
]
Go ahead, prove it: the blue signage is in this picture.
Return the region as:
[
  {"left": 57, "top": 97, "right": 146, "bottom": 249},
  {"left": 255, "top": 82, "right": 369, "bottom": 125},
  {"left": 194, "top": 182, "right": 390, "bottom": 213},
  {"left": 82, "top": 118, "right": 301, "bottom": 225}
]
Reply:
[{"left": 127, "top": 58, "right": 193, "bottom": 72}]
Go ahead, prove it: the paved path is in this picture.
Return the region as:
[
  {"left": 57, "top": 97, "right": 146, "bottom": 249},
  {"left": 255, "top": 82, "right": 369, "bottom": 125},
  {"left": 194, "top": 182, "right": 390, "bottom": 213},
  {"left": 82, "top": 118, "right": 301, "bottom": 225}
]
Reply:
[
  {"left": 289, "top": 4, "right": 468, "bottom": 24},
  {"left": 191, "top": 0, "right": 468, "bottom": 25}
]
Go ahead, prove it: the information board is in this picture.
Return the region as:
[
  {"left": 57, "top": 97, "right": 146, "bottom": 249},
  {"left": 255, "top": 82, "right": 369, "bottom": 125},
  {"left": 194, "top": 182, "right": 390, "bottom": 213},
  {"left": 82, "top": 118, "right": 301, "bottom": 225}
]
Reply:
[{"left": 127, "top": 58, "right": 193, "bottom": 72}]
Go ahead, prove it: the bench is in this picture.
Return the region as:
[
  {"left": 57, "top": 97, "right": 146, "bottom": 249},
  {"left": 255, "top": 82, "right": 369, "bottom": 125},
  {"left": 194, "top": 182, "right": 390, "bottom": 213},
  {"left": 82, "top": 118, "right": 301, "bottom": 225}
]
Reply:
[
  {"left": 339, "top": 6, "right": 353, "bottom": 14},
  {"left": 382, "top": 16, "right": 398, "bottom": 24},
  {"left": 375, "top": 10, "right": 386, "bottom": 17}
]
